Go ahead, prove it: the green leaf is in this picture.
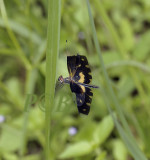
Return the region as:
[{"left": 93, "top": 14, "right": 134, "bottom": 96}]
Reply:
[
  {"left": 95, "top": 151, "right": 106, "bottom": 160},
  {"left": 0, "top": 125, "right": 21, "bottom": 152},
  {"left": 119, "top": 18, "right": 134, "bottom": 51},
  {"left": 133, "top": 31, "right": 150, "bottom": 61},
  {"left": 93, "top": 114, "right": 114, "bottom": 146},
  {"left": 3, "top": 152, "right": 18, "bottom": 160},
  {"left": 74, "top": 121, "right": 97, "bottom": 142},
  {"left": 59, "top": 141, "right": 93, "bottom": 159},
  {"left": 112, "top": 139, "right": 128, "bottom": 160}
]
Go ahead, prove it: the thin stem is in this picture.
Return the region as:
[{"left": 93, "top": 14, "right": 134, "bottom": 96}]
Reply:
[
  {"left": 45, "top": 0, "right": 61, "bottom": 159},
  {"left": 0, "top": 0, "right": 31, "bottom": 70},
  {"left": 94, "top": 0, "right": 150, "bottom": 116},
  {"left": 86, "top": 0, "right": 147, "bottom": 159}
]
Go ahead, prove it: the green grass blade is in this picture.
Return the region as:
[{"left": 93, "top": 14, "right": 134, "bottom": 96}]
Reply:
[
  {"left": 106, "top": 60, "right": 150, "bottom": 74},
  {"left": 93, "top": 0, "right": 150, "bottom": 116},
  {"left": 0, "top": 0, "right": 31, "bottom": 70},
  {"left": 0, "top": 18, "right": 42, "bottom": 45},
  {"left": 19, "top": 69, "right": 38, "bottom": 157},
  {"left": 101, "top": 87, "right": 147, "bottom": 160},
  {"left": 86, "top": 0, "right": 147, "bottom": 159},
  {"left": 86, "top": 0, "right": 129, "bottom": 133},
  {"left": 45, "top": 0, "right": 61, "bottom": 159}
]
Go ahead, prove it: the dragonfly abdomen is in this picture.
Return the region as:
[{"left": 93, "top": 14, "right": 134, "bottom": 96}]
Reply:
[{"left": 77, "top": 82, "right": 99, "bottom": 89}]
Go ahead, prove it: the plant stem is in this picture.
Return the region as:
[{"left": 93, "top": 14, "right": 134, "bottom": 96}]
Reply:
[{"left": 45, "top": 0, "right": 61, "bottom": 159}]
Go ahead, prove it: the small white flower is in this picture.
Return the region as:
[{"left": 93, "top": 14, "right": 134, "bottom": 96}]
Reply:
[
  {"left": 0, "top": 115, "right": 5, "bottom": 123},
  {"left": 68, "top": 127, "right": 77, "bottom": 136}
]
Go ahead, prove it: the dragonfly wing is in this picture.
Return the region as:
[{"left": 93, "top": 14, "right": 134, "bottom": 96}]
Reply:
[
  {"left": 70, "top": 81, "right": 83, "bottom": 94},
  {"left": 68, "top": 55, "right": 94, "bottom": 115},
  {"left": 55, "top": 81, "right": 64, "bottom": 93},
  {"left": 76, "top": 93, "right": 85, "bottom": 106},
  {"left": 76, "top": 87, "right": 93, "bottom": 115},
  {"left": 74, "top": 55, "right": 92, "bottom": 84},
  {"left": 67, "top": 55, "right": 92, "bottom": 84},
  {"left": 70, "top": 81, "right": 93, "bottom": 115},
  {"left": 67, "top": 55, "right": 78, "bottom": 78}
]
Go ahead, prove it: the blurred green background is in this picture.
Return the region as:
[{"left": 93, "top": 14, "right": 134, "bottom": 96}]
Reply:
[{"left": 0, "top": 0, "right": 150, "bottom": 159}]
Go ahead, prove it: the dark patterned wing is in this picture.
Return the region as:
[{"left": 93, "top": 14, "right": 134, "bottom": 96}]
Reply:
[
  {"left": 70, "top": 81, "right": 83, "bottom": 94},
  {"left": 70, "top": 81, "right": 93, "bottom": 115},
  {"left": 76, "top": 93, "right": 85, "bottom": 106},
  {"left": 67, "top": 56, "right": 78, "bottom": 78},
  {"left": 67, "top": 55, "right": 92, "bottom": 84},
  {"left": 76, "top": 87, "right": 93, "bottom": 115}
]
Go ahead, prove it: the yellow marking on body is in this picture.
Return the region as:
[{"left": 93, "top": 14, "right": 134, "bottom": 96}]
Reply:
[
  {"left": 86, "top": 103, "right": 91, "bottom": 106},
  {"left": 85, "top": 65, "right": 89, "bottom": 68},
  {"left": 69, "top": 67, "right": 72, "bottom": 77},
  {"left": 69, "top": 67, "right": 76, "bottom": 78},
  {"left": 78, "top": 64, "right": 81, "bottom": 67},
  {"left": 83, "top": 109, "right": 86, "bottom": 111},
  {"left": 80, "top": 85, "right": 85, "bottom": 93},
  {"left": 72, "top": 71, "right": 76, "bottom": 77},
  {"left": 81, "top": 58, "right": 85, "bottom": 61},
  {"left": 78, "top": 72, "right": 85, "bottom": 83},
  {"left": 80, "top": 99, "right": 82, "bottom": 103}
]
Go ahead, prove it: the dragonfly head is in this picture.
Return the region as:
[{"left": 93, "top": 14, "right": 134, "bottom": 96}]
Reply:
[{"left": 58, "top": 75, "right": 64, "bottom": 84}]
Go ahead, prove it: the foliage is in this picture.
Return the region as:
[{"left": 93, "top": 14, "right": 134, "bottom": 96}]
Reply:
[{"left": 0, "top": 0, "right": 150, "bottom": 160}]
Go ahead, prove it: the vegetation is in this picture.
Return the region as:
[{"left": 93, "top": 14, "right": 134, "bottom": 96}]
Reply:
[{"left": 0, "top": 0, "right": 150, "bottom": 160}]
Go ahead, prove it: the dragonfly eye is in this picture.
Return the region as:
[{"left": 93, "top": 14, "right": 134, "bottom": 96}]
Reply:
[{"left": 58, "top": 75, "right": 64, "bottom": 84}]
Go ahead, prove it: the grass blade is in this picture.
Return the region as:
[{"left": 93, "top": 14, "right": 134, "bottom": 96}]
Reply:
[
  {"left": 45, "top": 0, "right": 61, "bottom": 159},
  {"left": 0, "top": 0, "right": 31, "bottom": 70},
  {"left": 93, "top": 0, "right": 150, "bottom": 117},
  {"left": 86, "top": 0, "right": 147, "bottom": 159}
]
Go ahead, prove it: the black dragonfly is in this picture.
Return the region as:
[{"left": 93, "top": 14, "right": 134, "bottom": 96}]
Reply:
[{"left": 58, "top": 54, "right": 99, "bottom": 115}]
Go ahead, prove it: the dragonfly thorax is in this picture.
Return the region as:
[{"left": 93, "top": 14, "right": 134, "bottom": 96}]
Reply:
[
  {"left": 64, "top": 77, "right": 70, "bottom": 84},
  {"left": 58, "top": 75, "right": 71, "bottom": 84}
]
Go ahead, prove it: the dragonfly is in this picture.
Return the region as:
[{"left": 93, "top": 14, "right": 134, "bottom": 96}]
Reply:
[{"left": 58, "top": 54, "right": 99, "bottom": 115}]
